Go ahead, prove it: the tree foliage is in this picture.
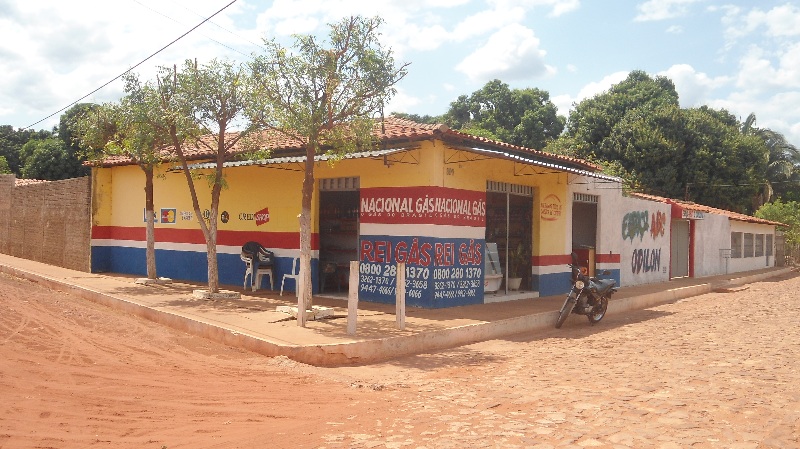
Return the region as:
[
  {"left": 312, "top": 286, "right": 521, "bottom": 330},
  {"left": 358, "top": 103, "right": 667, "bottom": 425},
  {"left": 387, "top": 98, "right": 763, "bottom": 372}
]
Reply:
[
  {"left": 566, "top": 70, "right": 679, "bottom": 160},
  {"left": 73, "top": 75, "right": 172, "bottom": 280},
  {"left": 248, "top": 15, "right": 408, "bottom": 317},
  {"left": 168, "top": 58, "right": 254, "bottom": 293},
  {"left": 756, "top": 199, "right": 800, "bottom": 246},
  {"left": 562, "top": 70, "right": 775, "bottom": 213},
  {"left": 442, "top": 79, "right": 564, "bottom": 149}
]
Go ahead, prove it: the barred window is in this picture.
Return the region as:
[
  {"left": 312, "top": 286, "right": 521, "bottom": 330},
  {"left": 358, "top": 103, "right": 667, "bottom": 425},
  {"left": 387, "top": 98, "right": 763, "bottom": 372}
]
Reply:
[
  {"left": 755, "top": 234, "right": 764, "bottom": 257},
  {"left": 731, "top": 232, "right": 743, "bottom": 258},
  {"left": 744, "top": 233, "right": 754, "bottom": 258},
  {"left": 766, "top": 234, "right": 774, "bottom": 256}
]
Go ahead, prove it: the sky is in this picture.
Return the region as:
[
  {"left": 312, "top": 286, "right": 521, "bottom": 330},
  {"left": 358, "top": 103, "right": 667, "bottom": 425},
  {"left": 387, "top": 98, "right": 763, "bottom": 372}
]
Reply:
[{"left": 1, "top": 0, "right": 799, "bottom": 146}]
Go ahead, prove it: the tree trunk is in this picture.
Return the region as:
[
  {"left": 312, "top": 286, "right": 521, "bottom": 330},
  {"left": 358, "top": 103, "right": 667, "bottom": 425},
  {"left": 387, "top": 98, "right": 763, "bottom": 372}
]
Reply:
[
  {"left": 298, "top": 141, "right": 316, "bottom": 318},
  {"left": 206, "top": 180, "right": 222, "bottom": 293},
  {"left": 144, "top": 167, "right": 157, "bottom": 279}
]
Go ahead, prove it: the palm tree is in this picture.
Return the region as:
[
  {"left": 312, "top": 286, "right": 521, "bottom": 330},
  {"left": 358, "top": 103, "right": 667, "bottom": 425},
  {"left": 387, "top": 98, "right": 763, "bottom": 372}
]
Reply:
[{"left": 742, "top": 113, "right": 800, "bottom": 205}]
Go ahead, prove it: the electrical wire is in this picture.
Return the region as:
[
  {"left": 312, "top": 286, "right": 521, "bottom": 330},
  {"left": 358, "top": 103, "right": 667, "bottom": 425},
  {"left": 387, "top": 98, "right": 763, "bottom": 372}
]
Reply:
[
  {"left": 131, "top": 0, "right": 260, "bottom": 58},
  {"left": 24, "top": 0, "right": 239, "bottom": 130}
]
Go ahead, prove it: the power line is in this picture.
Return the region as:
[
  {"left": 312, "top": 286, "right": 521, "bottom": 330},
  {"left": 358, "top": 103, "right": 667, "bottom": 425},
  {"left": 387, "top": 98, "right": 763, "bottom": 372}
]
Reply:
[
  {"left": 131, "top": 0, "right": 260, "bottom": 58},
  {"left": 24, "top": 0, "right": 239, "bottom": 130}
]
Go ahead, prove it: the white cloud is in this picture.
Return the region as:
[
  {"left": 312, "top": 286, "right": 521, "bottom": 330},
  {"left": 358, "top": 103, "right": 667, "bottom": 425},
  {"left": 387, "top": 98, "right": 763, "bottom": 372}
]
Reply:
[
  {"left": 490, "top": 0, "right": 580, "bottom": 18},
  {"left": 385, "top": 87, "right": 422, "bottom": 114},
  {"left": 742, "top": 4, "right": 800, "bottom": 39},
  {"left": 735, "top": 43, "right": 800, "bottom": 93},
  {"left": 550, "top": 71, "right": 628, "bottom": 116},
  {"left": 666, "top": 25, "right": 683, "bottom": 34},
  {"left": 576, "top": 71, "right": 629, "bottom": 100},
  {"left": 634, "top": 0, "right": 701, "bottom": 22},
  {"left": 455, "top": 24, "right": 554, "bottom": 83},
  {"left": 659, "top": 64, "right": 730, "bottom": 108}
]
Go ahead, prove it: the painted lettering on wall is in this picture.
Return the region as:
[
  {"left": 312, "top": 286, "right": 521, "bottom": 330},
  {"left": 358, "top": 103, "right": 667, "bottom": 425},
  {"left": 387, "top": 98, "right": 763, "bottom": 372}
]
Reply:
[
  {"left": 631, "top": 248, "right": 661, "bottom": 274},
  {"left": 623, "top": 210, "right": 667, "bottom": 242},
  {"left": 540, "top": 194, "right": 562, "bottom": 221},
  {"left": 360, "top": 186, "right": 485, "bottom": 227},
  {"left": 622, "top": 211, "right": 649, "bottom": 242},
  {"left": 358, "top": 236, "right": 484, "bottom": 305},
  {"left": 650, "top": 211, "right": 666, "bottom": 239}
]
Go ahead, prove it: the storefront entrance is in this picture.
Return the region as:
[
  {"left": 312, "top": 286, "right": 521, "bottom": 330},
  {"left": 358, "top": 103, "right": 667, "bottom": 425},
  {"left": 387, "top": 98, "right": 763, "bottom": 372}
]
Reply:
[
  {"left": 318, "top": 178, "right": 360, "bottom": 293},
  {"left": 485, "top": 181, "right": 533, "bottom": 293}
]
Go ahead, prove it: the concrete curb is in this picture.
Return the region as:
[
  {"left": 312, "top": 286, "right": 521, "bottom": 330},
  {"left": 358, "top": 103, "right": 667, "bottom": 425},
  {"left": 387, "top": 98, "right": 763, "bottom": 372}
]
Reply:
[{"left": 0, "top": 262, "right": 793, "bottom": 366}]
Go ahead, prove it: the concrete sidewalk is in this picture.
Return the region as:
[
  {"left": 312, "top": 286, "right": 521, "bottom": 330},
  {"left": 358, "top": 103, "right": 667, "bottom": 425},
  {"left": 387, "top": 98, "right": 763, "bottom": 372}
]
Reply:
[{"left": 0, "top": 253, "right": 793, "bottom": 366}]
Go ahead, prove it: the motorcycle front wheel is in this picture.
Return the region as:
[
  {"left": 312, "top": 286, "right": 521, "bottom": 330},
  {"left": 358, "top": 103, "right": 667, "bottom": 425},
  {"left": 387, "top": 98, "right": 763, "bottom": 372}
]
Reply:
[
  {"left": 586, "top": 295, "right": 609, "bottom": 325},
  {"left": 555, "top": 295, "right": 576, "bottom": 328}
]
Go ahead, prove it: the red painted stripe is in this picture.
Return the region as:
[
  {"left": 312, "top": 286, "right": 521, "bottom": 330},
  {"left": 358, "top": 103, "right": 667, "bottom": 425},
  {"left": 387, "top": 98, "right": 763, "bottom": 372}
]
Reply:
[
  {"left": 531, "top": 254, "right": 572, "bottom": 266},
  {"left": 92, "top": 226, "right": 315, "bottom": 249},
  {"left": 596, "top": 253, "right": 621, "bottom": 263},
  {"left": 531, "top": 253, "right": 621, "bottom": 267}
]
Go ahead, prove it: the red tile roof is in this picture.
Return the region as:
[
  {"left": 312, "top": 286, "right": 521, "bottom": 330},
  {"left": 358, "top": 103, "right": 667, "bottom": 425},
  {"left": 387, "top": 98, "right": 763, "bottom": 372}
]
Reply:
[
  {"left": 14, "top": 178, "right": 50, "bottom": 187},
  {"left": 97, "top": 116, "right": 601, "bottom": 172},
  {"left": 629, "top": 192, "right": 786, "bottom": 227}
]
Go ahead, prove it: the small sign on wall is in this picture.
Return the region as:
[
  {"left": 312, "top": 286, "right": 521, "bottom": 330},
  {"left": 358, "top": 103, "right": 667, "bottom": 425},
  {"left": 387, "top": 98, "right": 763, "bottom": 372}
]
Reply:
[{"left": 540, "top": 193, "right": 562, "bottom": 221}]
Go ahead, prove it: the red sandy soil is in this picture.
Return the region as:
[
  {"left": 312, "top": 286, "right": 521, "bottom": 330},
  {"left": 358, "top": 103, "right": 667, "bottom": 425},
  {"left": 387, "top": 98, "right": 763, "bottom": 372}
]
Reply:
[
  {"left": 2, "top": 270, "right": 799, "bottom": 449},
  {"left": 0, "top": 273, "right": 396, "bottom": 449}
]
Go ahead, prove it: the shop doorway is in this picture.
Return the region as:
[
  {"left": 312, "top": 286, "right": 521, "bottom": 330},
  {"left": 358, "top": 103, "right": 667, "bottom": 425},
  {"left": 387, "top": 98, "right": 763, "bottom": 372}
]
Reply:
[
  {"left": 485, "top": 181, "right": 533, "bottom": 293},
  {"left": 671, "top": 219, "right": 690, "bottom": 278},
  {"left": 318, "top": 177, "right": 360, "bottom": 293},
  {"left": 572, "top": 194, "right": 598, "bottom": 276}
]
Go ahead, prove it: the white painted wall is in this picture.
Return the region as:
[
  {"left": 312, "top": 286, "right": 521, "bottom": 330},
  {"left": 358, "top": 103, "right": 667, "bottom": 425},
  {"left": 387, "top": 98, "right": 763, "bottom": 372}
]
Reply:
[
  {"left": 692, "top": 213, "right": 731, "bottom": 277},
  {"left": 617, "top": 196, "right": 672, "bottom": 287},
  {"left": 728, "top": 221, "right": 776, "bottom": 273}
]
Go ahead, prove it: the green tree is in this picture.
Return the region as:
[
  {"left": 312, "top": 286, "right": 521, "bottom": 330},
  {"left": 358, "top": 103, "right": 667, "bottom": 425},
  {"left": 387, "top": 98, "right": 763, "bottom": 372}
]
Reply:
[
  {"left": 166, "top": 59, "right": 255, "bottom": 294},
  {"left": 74, "top": 75, "right": 170, "bottom": 281},
  {"left": 442, "top": 79, "right": 564, "bottom": 149},
  {"left": 248, "top": 15, "right": 408, "bottom": 319},
  {"left": 755, "top": 199, "right": 800, "bottom": 246},
  {"left": 0, "top": 125, "right": 51, "bottom": 176},
  {"left": 0, "top": 156, "right": 10, "bottom": 174},
  {"left": 19, "top": 136, "right": 86, "bottom": 180},
  {"left": 741, "top": 113, "right": 800, "bottom": 202},
  {"left": 566, "top": 70, "right": 679, "bottom": 160},
  {"left": 390, "top": 112, "right": 441, "bottom": 124},
  {"left": 600, "top": 104, "right": 767, "bottom": 212},
  {"left": 57, "top": 103, "right": 93, "bottom": 178}
]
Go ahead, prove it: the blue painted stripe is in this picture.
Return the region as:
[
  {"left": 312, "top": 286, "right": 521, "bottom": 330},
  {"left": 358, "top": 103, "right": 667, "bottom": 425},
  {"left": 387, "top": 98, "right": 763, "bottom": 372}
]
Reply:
[{"left": 91, "top": 246, "right": 318, "bottom": 293}]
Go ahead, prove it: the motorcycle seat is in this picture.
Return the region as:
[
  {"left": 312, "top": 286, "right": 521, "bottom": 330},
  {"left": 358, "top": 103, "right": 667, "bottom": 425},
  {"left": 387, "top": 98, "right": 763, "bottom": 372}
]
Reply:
[{"left": 593, "top": 279, "right": 616, "bottom": 293}]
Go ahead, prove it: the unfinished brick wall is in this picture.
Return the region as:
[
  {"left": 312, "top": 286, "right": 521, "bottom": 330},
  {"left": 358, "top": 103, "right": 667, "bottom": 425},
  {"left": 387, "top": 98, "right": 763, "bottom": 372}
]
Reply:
[{"left": 0, "top": 175, "right": 92, "bottom": 272}]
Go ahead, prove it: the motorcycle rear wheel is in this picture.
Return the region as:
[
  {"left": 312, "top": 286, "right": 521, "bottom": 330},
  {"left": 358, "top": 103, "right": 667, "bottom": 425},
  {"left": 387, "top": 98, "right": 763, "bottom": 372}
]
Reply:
[
  {"left": 555, "top": 296, "right": 576, "bottom": 328},
  {"left": 586, "top": 296, "right": 609, "bottom": 325}
]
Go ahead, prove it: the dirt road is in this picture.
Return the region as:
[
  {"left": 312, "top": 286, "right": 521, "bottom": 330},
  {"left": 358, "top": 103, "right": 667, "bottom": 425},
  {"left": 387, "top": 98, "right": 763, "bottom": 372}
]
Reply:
[{"left": 1, "top": 270, "right": 798, "bottom": 448}]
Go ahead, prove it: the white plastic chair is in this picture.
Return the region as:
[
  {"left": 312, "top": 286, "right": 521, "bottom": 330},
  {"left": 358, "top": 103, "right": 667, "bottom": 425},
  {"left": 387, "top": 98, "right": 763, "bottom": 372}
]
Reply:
[
  {"left": 280, "top": 257, "right": 300, "bottom": 296},
  {"left": 241, "top": 254, "right": 273, "bottom": 292}
]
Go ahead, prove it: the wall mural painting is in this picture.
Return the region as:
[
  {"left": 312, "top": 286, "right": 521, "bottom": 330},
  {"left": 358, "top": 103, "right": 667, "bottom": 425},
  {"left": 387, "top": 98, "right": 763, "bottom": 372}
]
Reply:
[
  {"left": 622, "top": 210, "right": 667, "bottom": 274},
  {"left": 631, "top": 248, "right": 661, "bottom": 274}
]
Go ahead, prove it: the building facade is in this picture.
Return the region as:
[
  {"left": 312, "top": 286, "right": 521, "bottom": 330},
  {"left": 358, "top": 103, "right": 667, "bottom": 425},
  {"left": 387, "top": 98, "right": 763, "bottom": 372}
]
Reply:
[{"left": 89, "top": 117, "right": 781, "bottom": 308}]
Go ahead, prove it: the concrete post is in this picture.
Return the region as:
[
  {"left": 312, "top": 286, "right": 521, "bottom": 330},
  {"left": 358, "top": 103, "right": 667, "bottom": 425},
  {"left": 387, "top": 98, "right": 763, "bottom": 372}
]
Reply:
[
  {"left": 396, "top": 262, "right": 406, "bottom": 330},
  {"left": 347, "top": 261, "right": 359, "bottom": 335}
]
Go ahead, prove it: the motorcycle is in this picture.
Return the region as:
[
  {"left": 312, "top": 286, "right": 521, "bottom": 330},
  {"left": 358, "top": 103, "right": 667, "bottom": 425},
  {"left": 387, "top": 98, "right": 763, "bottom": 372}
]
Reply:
[{"left": 555, "top": 253, "right": 618, "bottom": 328}]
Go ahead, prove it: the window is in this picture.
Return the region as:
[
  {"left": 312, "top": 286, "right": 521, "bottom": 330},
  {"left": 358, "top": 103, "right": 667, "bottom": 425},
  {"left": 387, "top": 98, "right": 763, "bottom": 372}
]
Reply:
[
  {"left": 755, "top": 234, "right": 764, "bottom": 257},
  {"left": 766, "top": 234, "right": 774, "bottom": 256},
  {"left": 731, "top": 232, "right": 742, "bottom": 258},
  {"left": 744, "top": 233, "right": 754, "bottom": 258}
]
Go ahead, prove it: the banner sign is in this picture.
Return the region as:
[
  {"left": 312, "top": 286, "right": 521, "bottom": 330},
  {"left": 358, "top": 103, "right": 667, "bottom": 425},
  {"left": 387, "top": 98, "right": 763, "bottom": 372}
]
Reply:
[
  {"left": 360, "top": 186, "right": 486, "bottom": 227},
  {"left": 358, "top": 235, "right": 485, "bottom": 307}
]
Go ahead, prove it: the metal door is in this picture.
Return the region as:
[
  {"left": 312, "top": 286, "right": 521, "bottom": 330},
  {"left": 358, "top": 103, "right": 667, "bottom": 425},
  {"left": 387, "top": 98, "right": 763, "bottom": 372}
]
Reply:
[{"left": 671, "top": 219, "right": 690, "bottom": 278}]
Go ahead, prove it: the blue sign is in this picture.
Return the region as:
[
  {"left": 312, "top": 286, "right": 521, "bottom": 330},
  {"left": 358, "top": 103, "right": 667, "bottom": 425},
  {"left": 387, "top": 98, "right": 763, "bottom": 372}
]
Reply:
[{"left": 358, "top": 235, "right": 485, "bottom": 308}]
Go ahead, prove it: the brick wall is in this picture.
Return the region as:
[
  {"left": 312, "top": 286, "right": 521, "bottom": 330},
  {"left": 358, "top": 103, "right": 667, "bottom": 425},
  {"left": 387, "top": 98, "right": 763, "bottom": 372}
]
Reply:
[{"left": 0, "top": 175, "right": 92, "bottom": 272}]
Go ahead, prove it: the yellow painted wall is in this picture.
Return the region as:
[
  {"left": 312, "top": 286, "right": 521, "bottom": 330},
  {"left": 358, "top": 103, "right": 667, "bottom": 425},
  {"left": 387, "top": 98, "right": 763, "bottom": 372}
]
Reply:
[{"left": 94, "top": 139, "right": 571, "bottom": 258}]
